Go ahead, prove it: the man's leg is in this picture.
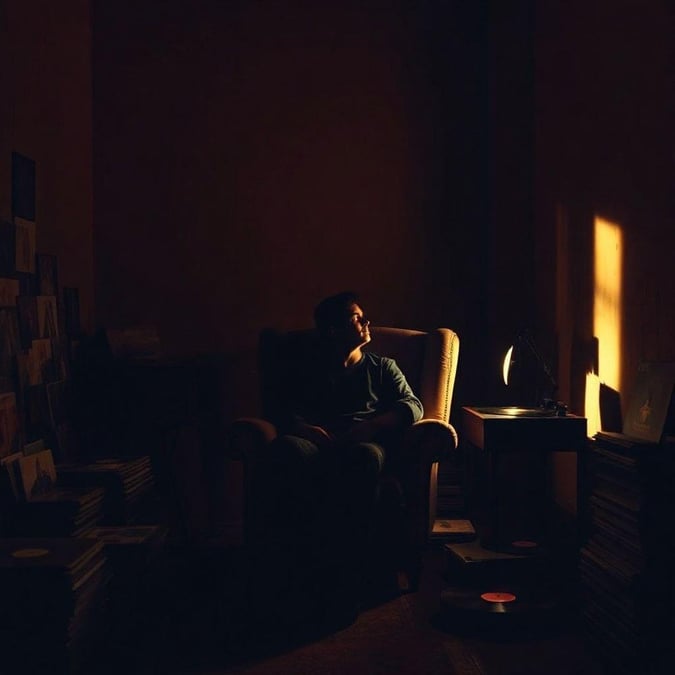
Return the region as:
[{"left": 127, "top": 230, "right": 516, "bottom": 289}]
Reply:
[
  {"left": 324, "top": 442, "right": 385, "bottom": 605},
  {"left": 262, "top": 434, "right": 325, "bottom": 535},
  {"left": 385, "top": 438, "right": 428, "bottom": 591},
  {"left": 250, "top": 435, "right": 329, "bottom": 632},
  {"left": 334, "top": 441, "right": 385, "bottom": 541}
]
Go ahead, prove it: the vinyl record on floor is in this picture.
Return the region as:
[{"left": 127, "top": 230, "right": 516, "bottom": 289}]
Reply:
[
  {"left": 438, "top": 585, "right": 563, "bottom": 631},
  {"left": 510, "top": 540, "right": 539, "bottom": 551},
  {"left": 444, "top": 586, "right": 560, "bottom": 612},
  {"left": 481, "top": 591, "right": 516, "bottom": 604}
]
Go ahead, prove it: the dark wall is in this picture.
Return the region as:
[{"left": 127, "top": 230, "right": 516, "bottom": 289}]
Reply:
[{"left": 92, "top": 0, "right": 504, "bottom": 418}]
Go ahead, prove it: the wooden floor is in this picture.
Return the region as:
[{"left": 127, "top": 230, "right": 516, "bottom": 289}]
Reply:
[{"left": 90, "top": 541, "right": 608, "bottom": 675}]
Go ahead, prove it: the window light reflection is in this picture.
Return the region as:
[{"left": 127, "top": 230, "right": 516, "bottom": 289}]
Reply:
[{"left": 588, "top": 216, "right": 623, "bottom": 432}]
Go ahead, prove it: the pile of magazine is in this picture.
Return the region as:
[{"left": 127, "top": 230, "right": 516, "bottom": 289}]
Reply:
[
  {"left": 0, "top": 536, "right": 110, "bottom": 674},
  {"left": 579, "top": 361, "right": 675, "bottom": 675},
  {"left": 80, "top": 524, "right": 167, "bottom": 578},
  {"left": 57, "top": 456, "right": 155, "bottom": 524},
  {"left": 12, "top": 486, "right": 106, "bottom": 537},
  {"left": 2, "top": 446, "right": 106, "bottom": 538}
]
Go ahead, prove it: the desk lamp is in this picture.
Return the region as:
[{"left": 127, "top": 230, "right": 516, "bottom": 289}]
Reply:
[{"left": 501, "top": 330, "right": 567, "bottom": 416}]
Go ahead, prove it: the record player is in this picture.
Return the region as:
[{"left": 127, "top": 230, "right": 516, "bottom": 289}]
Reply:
[{"left": 472, "top": 403, "right": 567, "bottom": 418}]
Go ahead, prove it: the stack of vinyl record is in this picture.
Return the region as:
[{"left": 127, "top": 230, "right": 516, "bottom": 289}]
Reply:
[
  {"left": 79, "top": 525, "right": 168, "bottom": 654},
  {"left": 9, "top": 487, "right": 106, "bottom": 537},
  {"left": 579, "top": 433, "right": 674, "bottom": 675},
  {"left": 435, "top": 460, "right": 466, "bottom": 517},
  {"left": 57, "top": 456, "right": 155, "bottom": 525},
  {"left": 443, "top": 540, "right": 542, "bottom": 588},
  {"left": 80, "top": 524, "right": 167, "bottom": 578},
  {"left": 0, "top": 537, "right": 110, "bottom": 674}
]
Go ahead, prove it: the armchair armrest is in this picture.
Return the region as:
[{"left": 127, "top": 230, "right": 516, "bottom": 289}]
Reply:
[
  {"left": 225, "top": 418, "right": 277, "bottom": 548},
  {"left": 402, "top": 418, "right": 458, "bottom": 463},
  {"left": 226, "top": 417, "right": 278, "bottom": 463}
]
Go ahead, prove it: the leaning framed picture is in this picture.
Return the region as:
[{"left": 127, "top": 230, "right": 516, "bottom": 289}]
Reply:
[
  {"left": 0, "top": 392, "right": 20, "bottom": 459},
  {"left": 18, "top": 448, "right": 56, "bottom": 500},
  {"left": 36, "top": 254, "right": 59, "bottom": 296},
  {"left": 14, "top": 217, "right": 36, "bottom": 274}
]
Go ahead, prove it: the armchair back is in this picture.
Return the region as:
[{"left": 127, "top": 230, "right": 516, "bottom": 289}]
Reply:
[{"left": 365, "top": 327, "right": 459, "bottom": 423}]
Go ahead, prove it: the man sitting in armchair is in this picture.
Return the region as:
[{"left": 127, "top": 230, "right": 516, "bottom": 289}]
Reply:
[{"left": 253, "top": 291, "right": 424, "bottom": 631}]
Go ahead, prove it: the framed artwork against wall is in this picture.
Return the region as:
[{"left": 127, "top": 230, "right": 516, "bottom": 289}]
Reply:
[
  {"left": 18, "top": 448, "right": 56, "bottom": 500},
  {"left": 14, "top": 218, "right": 36, "bottom": 274},
  {"left": 37, "top": 296, "right": 59, "bottom": 339},
  {"left": 0, "top": 221, "right": 16, "bottom": 276},
  {"left": 11, "top": 152, "right": 35, "bottom": 222},
  {"left": 17, "top": 296, "right": 39, "bottom": 348},
  {"left": 0, "top": 308, "right": 20, "bottom": 393},
  {"left": 0, "top": 392, "right": 20, "bottom": 459},
  {"left": 0, "top": 279, "right": 20, "bottom": 307},
  {"left": 36, "top": 254, "right": 58, "bottom": 296}
]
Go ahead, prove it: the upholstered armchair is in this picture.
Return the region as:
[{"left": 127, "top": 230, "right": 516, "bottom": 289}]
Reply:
[{"left": 226, "top": 326, "right": 460, "bottom": 576}]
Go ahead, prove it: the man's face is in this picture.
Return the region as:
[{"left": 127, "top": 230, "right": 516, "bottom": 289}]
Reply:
[{"left": 342, "top": 303, "right": 371, "bottom": 350}]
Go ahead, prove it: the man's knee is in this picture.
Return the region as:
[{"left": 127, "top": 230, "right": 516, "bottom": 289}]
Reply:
[{"left": 349, "top": 442, "right": 385, "bottom": 478}]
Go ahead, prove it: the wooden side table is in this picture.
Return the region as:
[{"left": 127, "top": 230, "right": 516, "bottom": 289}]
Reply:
[{"left": 462, "top": 406, "right": 587, "bottom": 552}]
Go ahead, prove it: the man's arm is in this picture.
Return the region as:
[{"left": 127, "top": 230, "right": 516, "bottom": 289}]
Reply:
[
  {"left": 339, "top": 409, "right": 403, "bottom": 444},
  {"left": 384, "top": 357, "right": 424, "bottom": 425},
  {"left": 338, "top": 357, "right": 423, "bottom": 444}
]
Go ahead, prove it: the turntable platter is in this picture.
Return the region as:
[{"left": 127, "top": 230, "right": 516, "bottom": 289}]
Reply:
[{"left": 473, "top": 406, "right": 557, "bottom": 417}]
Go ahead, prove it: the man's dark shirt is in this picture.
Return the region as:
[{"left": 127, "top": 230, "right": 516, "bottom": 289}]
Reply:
[{"left": 279, "top": 349, "right": 423, "bottom": 439}]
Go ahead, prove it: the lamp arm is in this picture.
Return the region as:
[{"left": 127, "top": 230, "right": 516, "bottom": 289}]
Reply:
[{"left": 519, "top": 331, "right": 558, "bottom": 392}]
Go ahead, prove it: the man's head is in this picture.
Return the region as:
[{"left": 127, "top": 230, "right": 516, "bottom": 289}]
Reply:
[{"left": 314, "top": 291, "right": 371, "bottom": 350}]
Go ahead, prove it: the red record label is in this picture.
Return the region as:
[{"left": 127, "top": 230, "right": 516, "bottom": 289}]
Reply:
[
  {"left": 511, "top": 540, "right": 538, "bottom": 549},
  {"left": 481, "top": 592, "right": 516, "bottom": 603}
]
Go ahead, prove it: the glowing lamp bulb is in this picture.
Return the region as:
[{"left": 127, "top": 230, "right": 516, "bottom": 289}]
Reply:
[{"left": 502, "top": 345, "right": 514, "bottom": 386}]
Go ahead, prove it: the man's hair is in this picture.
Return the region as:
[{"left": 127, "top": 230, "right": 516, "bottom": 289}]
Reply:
[{"left": 313, "top": 291, "right": 359, "bottom": 333}]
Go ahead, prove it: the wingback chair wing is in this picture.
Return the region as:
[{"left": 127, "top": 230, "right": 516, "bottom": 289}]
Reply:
[{"left": 227, "top": 326, "right": 460, "bottom": 562}]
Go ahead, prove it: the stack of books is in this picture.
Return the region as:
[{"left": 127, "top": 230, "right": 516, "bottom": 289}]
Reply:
[
  {"left": 57, "top": 456, "right": 155, "bottom": 524},
  {"left": 443, "top": 539, "right": 536, "bottom": 587},
  {"left": 10, "top": 486, "right": 105, "bottom": 537},
  {"left": 79, "top": 525, "right": 168, "bottom": 652},
  {"left": 431, "top": 518, "right": 476, "bottom": 542},
  {"left": 579, "top": 362, "right": 675, "bottom": 675},
  {"left": 579, "top": 435, "right": 672, "bottom": 674},
  {"left": 80, "top": 524, "right": 167, "bottom": 577},
  {"left": 2, "top": 447, "right": 107, "bottom": 538},
  {"left": 435, "top": 460, "right": 466, "bottom": 516},
  {"left": 0, "top": 537, "right": 110, "bottom": 674}
]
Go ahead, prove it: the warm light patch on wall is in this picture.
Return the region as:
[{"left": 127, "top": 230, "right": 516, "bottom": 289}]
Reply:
[
  {"left": 585, "top": 371, "right": 601, "bottom": 438},
  {"left": 588, "top": 217, "right": 623, "bottom": 433}
]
